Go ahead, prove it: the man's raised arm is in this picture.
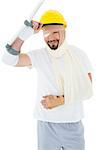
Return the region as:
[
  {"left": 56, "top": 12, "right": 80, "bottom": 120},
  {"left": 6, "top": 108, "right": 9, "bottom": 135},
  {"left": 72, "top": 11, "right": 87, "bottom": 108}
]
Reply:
[{"left": 2, "top": 21, "right": 42, "bottom": 67}]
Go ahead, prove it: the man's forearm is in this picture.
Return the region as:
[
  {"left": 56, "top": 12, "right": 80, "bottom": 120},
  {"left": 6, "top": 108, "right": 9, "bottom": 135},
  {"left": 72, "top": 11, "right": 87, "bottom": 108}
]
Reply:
[
  {"left": 2, "top": 25, "right": 34, "bottom": 66},
  {"left": 2, "top": 20, "right": 42, "bottom": 67},
  {"left": 11, "top": 37, "right": 24, "bottom": 52}
]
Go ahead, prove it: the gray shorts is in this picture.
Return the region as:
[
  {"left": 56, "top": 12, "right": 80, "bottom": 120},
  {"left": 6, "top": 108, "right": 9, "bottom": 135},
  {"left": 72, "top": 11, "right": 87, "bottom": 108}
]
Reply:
[{"left": 37, "top": 120, "right": 85, "bottom": 150}]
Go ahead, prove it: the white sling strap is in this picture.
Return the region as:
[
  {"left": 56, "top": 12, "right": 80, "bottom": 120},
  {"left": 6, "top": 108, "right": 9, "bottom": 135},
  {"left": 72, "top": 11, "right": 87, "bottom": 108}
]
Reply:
[{"left": 46, "top": 40, "right": 93, "bottom": 105}]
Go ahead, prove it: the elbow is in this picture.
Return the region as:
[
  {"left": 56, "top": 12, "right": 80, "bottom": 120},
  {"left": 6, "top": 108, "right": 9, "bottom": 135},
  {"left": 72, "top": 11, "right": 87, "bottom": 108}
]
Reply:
[{"left": 2, "top": 52, "right": 19, "bottom": 66}]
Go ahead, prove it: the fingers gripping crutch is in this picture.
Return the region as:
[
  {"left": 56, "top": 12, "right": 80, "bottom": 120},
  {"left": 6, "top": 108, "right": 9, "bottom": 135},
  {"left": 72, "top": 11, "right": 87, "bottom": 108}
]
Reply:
[{"left": 6, "top": 0, "right": 46, "bottom": 54}]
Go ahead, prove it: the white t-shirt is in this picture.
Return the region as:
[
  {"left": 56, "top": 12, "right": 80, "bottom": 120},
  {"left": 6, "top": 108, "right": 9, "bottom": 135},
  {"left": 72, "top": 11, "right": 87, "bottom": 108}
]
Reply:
[{"left": 27, "top": 45, "right": 93, "bottom": 123}]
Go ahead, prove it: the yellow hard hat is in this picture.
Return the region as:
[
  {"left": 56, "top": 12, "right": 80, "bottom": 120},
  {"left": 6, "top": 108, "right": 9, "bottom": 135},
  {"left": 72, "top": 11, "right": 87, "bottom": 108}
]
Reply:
[{"left": 40, "top": 10, "right": 67, "bottom": 28}]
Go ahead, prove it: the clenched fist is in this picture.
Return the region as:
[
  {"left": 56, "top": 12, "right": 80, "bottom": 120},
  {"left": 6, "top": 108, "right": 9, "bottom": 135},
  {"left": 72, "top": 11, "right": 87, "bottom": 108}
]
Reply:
[{"left": 41, "top": 95, "right": 64, "bottom": 109}]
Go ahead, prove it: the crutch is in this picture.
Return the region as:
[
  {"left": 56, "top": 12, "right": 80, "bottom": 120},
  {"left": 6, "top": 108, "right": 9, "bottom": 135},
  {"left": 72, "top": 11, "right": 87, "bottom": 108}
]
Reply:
[{"left": 6, "top": 0, "right": 46, "bottom": 49}]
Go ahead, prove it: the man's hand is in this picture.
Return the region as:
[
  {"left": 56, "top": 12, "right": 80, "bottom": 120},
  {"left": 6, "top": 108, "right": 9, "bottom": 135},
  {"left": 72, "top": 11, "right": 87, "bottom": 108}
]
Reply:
[
  {"left": 88, "top": 73, "right": 92, "bottom": 82},
  {"left": 32, "top": 20, "right": 43, "bottom": 33},
  {"left": 41, "top": 95, "right": 64, "bottom": 109}
]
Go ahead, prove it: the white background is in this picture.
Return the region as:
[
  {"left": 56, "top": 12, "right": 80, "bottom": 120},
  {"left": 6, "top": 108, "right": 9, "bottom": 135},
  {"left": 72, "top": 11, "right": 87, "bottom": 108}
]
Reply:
[{"left": 0, "top": 0, "right": 99, "bottom": 150}]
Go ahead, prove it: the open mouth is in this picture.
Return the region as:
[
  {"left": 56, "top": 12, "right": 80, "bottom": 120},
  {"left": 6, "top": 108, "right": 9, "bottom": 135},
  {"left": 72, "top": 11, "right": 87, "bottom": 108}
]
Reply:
[{"left": 47, "top": 40, "right": 59, "bottom": 50}]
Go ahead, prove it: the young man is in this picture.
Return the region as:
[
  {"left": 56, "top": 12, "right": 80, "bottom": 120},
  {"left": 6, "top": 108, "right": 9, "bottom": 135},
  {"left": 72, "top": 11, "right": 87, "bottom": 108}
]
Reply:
[{"left": 2, "top": 10, "right": 93, "bottom": 150}]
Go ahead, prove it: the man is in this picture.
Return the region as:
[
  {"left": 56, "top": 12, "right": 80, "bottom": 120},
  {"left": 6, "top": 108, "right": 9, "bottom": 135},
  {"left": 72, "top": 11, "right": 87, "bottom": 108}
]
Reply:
[{"left": 2, "top": 10, "right": 93, "bottom": 150}]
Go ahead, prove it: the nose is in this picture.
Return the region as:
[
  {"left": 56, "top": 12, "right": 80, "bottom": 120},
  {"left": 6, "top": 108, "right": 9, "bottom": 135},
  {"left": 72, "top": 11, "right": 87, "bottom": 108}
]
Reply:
[{"left": 48, "top": 34, "right": 56, "bottom": 41}]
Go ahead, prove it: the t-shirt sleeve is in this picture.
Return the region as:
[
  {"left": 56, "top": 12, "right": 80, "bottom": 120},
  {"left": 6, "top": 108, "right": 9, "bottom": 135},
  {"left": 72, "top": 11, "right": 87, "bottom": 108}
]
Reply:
[
  {"left": 71, "top": 45, "right": 93, "bottom": 73},
  {"left": 78, "top": 50, "right": 93, "bottom": 73},
  {"left": 26, "top": 50, "right": 36, "bottom": 69}
]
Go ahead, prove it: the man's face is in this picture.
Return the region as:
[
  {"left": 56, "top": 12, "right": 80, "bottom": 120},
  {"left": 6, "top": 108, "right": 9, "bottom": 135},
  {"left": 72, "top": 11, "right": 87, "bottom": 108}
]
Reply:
[{"left": 42, "top": 25, "right": 65, "bottom": 50}]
